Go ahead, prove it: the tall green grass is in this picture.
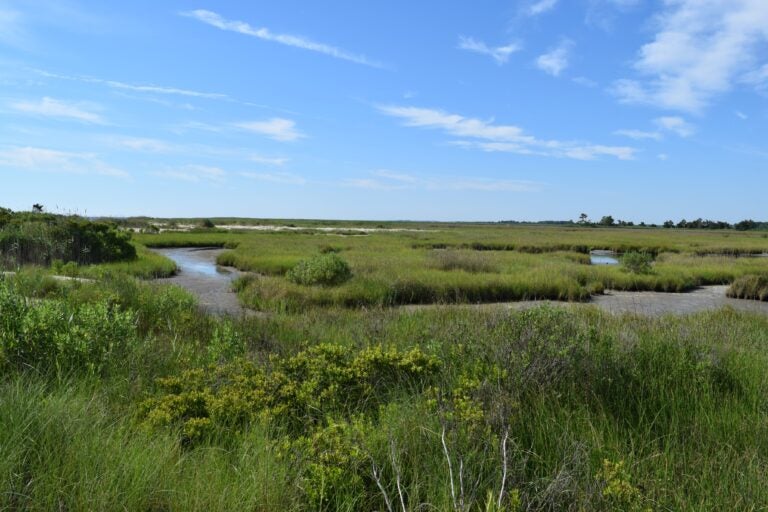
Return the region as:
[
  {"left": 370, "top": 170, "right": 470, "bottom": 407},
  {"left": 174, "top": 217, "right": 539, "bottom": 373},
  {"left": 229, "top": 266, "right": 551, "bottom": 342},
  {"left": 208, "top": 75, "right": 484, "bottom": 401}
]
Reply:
[{"left": 132, "top": 228, "right": 768, "bottom": 311}]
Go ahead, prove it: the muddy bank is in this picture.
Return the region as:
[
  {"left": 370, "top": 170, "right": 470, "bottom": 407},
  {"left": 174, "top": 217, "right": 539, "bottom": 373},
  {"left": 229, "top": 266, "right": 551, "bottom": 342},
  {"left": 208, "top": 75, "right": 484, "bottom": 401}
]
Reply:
[
  {"left": 589, "top": 285, "right": 768, "bottom": 315},
  {"left": 151, "top": 247, "right": 248, "bottom": 316},
  {"left": 403, "top": 285, "right": 768, "bottom": 316}
]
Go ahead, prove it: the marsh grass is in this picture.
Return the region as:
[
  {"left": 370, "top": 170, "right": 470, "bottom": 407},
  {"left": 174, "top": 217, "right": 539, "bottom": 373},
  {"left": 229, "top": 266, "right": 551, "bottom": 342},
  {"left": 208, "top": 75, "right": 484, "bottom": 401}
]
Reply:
[
  {"left": 727, "top": 274, "right": 768, "bottom": 301},
  {"left": 135, "top": 227, "right": 768, "bottom": 311},
  {"left": 428, "top": 248, "right": 499, "bottom": 273}
]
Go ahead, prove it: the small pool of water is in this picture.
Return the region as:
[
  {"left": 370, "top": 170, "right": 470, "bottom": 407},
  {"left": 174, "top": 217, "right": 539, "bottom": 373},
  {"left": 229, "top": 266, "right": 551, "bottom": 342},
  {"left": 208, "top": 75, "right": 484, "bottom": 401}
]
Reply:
[
  {"left": 590, "top": 251, "right": 619, "bottom": 265},
  {"left": 156, "top": 248, "right": 235, "bottom": 280}
]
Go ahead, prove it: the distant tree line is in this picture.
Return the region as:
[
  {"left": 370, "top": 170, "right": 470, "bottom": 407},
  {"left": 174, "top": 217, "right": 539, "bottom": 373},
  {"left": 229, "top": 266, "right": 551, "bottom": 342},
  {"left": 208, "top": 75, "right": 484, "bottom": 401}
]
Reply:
[
  {"left": 498, "top": 215, "right": 766, "bottom": 231},
  {"left": 661, "top": 218, "right": 766, "bottom": 231}
]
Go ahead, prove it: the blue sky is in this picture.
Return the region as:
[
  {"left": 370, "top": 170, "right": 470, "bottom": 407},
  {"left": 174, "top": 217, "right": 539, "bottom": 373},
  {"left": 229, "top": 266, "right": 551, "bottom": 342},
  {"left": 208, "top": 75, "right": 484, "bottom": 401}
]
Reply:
[{"left": 1, "top": 0, "right": 767, "bottom": 222}]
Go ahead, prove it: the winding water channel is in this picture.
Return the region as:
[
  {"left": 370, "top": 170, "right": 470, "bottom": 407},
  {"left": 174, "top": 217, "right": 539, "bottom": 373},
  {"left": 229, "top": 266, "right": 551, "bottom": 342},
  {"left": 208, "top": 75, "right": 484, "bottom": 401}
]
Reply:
[
  {"left": 152, "top": 247, "right": 247, "bottom": 316},
  {"left": 154, "top": 247, "right": 768, "bottom": 317}
]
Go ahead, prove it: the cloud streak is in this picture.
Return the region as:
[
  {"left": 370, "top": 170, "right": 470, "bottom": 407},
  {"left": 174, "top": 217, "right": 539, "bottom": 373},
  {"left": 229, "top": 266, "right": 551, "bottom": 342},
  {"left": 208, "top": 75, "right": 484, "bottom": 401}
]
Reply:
[
  {"left": 34, "top": 69, "right": 228, "bottom": 100},
  {"left": 378, "top": 105, "right": 635, "bottom": 160},
  {"left": 241, "top": 171, "right": 306, "bottom": 185},
  {"left": 655, "top": 116, "right": 695, "bottom": 137},
  {"left": 0, "top": 146, "right": 127, "bottom": 177},
  {"left": 345, "top": 170, "right": 540, "bottom": 192},
  {"left": 234, "top": 118, "right": 304, "bottom": 142},
  {"left": 614, "top": 129, "right": 662, "bottom": 141},
  {"left": 457, "top": 36, "right": 520, "bottom": 65},
  {"left": 528, "top": 0, "right": 559, "bottom": 16},
  {"left": 155, "top": 165, "right": 225, "bottom": 183},
  {"left": 182, "top": 9, "right": 383, "bottom": 68},
  {"left": 10, "top": 97, "right": 104, "bottom": 124}
]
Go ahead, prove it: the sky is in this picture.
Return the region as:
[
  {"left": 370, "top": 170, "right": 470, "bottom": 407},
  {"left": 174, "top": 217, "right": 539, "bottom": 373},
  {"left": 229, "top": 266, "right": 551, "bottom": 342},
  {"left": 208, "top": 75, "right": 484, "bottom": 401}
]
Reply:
[{"left": 1, "top": 0, "right": 767, "bottom": 222}]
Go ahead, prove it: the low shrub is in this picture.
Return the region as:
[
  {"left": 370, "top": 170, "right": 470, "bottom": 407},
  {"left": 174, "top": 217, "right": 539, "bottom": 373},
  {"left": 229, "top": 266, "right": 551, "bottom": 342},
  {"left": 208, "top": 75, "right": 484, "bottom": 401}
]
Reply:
[
  {"left": 620, "top": 251, "right": 653, "bottom": 274},
  {"left": 286, "top": 253, "right": 352, "bottom": 286},
  {"left": 140, "top": 343, "right": 440, "bottom": 439},
  {"left": 0, "top": 279, "right": 137, "bottom": 375}
]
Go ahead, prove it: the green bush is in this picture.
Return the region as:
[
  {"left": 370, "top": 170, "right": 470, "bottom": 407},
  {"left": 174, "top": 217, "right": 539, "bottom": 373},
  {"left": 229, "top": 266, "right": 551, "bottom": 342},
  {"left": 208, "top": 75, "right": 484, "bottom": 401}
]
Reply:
[
  {"left": 286, "top": 253, "right": 352, "bottom": 286},
  {"left": 0, "top": 209, "right": 136, "bottom": 267},
  {"left": 0, "top": 279, "right": 137, "bottom": 375},
  {"left": 620, "top": 251, "right": 653, "bottom": 274}
]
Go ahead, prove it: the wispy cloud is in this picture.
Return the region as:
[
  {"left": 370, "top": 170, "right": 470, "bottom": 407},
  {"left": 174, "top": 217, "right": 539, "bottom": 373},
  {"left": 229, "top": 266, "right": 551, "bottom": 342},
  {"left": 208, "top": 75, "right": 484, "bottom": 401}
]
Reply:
[
  {"left": 527, "top": 0, "right": 559, "bottom": 16},
  {"left": 235, "top": 118, "right": 304, "bottom": 142},
  {"left": 114, "top": 137, "right": 174, "bottom": 153},
  {"left": 614, "top": 129, "right": 662, "bottom": 141},
  {"left": 181, "top": 9, "right": 383, "bottom": 68},
  {"left": 250, "top": 155, "right": 289, "bottom": 166},
  {"left": 536, "top": 39, "right": 573, "bottom": 77},
  {"left": 241, "top": 171, "right": 306, "bottom": 185},
  {"left": 378, "top": 105, "right": 635, "bottom": 160},
  {"left": 155, "top": 165, "right": 225, "bottom": 183},
  {"left": 345, "top": 171, "right": 540, "bottom": 193},
  {"left": 612, "top": 1, "right": 768, "bottom": 112},
  {"left": 10, "top": 97, "right": 104, "bottom": 124},
  {"left": 457, "top": 36, "right": 520, "bottom": 65},
  {"left": 0, "top": 7, "right": 26, "bottom": 48},
  {"left": 34, "top": 69, "right": 228, "bottom": 100},
  {"left": 572, "top": 76, "right": 598, "bottom": 88},
  {"left": 0, "top": 146, "right": 127, "bottom": 177},
  {"left": 735, "top": 110, "right": 748, "bottom": 120},
  {"left": 655, "top": 116, "right": 695, "bottom": 137}
]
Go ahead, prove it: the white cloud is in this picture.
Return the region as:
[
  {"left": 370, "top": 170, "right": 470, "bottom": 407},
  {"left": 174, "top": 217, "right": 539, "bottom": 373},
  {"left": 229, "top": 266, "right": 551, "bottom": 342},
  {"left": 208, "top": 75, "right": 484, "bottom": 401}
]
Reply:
[
  {"left": 346, "top": 171, "right": 539, "bottom": 193},
  {"left": 378, "top": 105, "right": 635, "bottom": 160},
  {"left": 156, "top": 165, "right": 225, "bottom": 183},
  {"left": 457, "top": 36, "right": 520, "bottom": 65},
  {"left": 373, "top": 170, "right": 419, "bottom": 183},
  {"left": 235, "top": 118, "right": 304, "bottom": 142},
  {"left": 658, "top": 153, "right": 669, "bottom": 161},
  {"left": 0, "top": 146, "right": 127, "bottom": 177},
  {"left": 735, "top": 110, "right": 748, "bottom": 120},
  {"left": 655, "top": 116, "right": 695, "bottom": 137},
  {"left": 10, "top": 97, "right": 104, "bottom": 124},
  {"left": 34, "top": 69, "right": 231, "bottom": 101},
  {"left": 250, "top": 155, "right": 288, "bottom": 166},
  {"left": 115, "top": 137, "right": 173, "bottom": 153},
  {"left": 536, "top": 40, "right": 573, "bottom": 77},
  {"left": 612, "top": 0, "right": 768, "bottom": 112},
  {"left": 343, "top": 178, "right": 402, "bottom": 191},
  {"left": 181, "top": 10, "right": 383, "bottom": 68},
  {"left": 528, "top": 0, "right": 559, "bottom": 16},
  {"left": 614, "top": 129, "right": 662, "bottom": 141},
  {"left": 241, "top": 171, "right": 306, "bottom": 185}
]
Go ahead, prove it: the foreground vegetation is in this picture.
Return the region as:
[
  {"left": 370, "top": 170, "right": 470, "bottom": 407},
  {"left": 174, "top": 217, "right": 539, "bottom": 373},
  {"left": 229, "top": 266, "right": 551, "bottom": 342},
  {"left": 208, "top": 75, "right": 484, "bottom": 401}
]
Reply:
[
  {"left": 2, "top": 268, "right": 768, "bottom": 510},
  {"left": 2, "top": 218, "right": 768, "bottom": 510}
]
